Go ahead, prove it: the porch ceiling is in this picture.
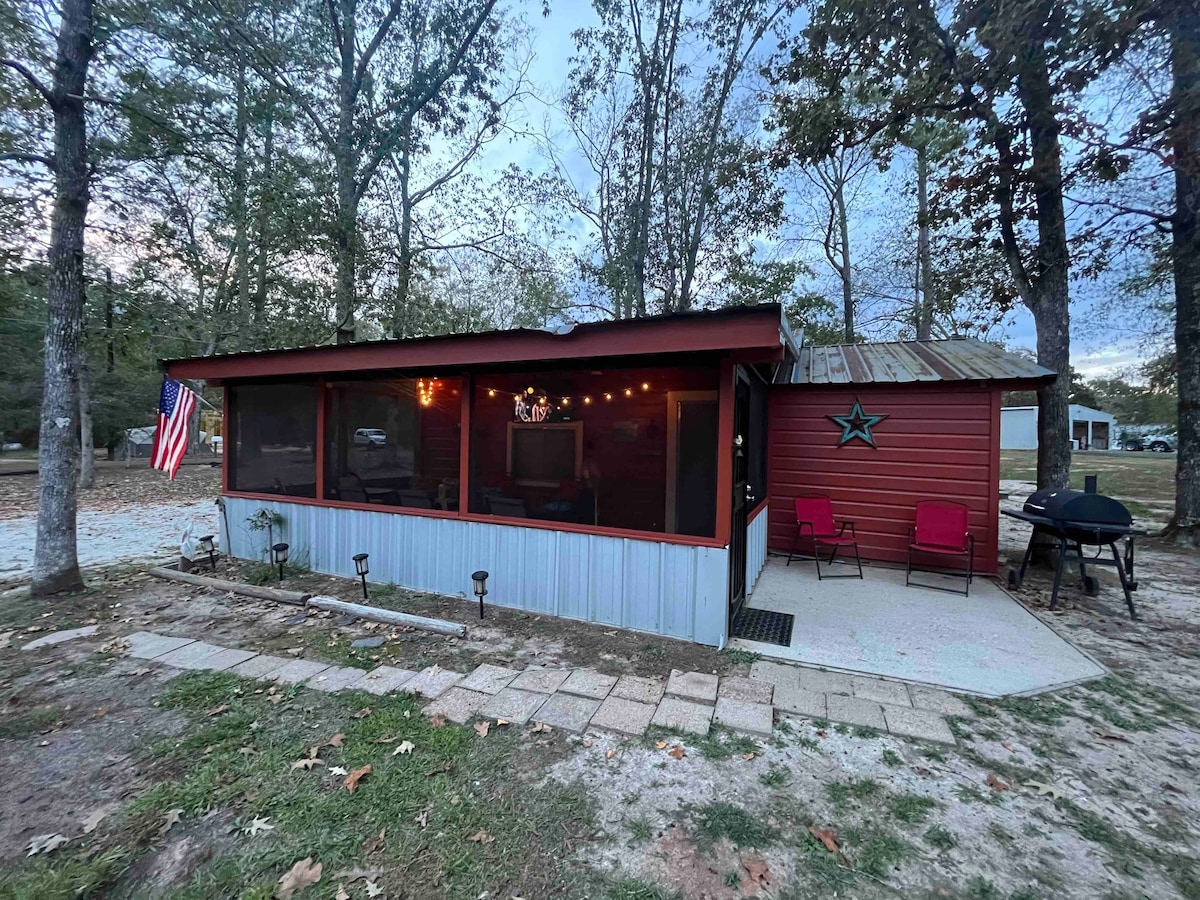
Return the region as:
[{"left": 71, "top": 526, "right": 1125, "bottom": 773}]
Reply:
[{"left": 732, "top": 558, "right": 1104, "bottom": 697}]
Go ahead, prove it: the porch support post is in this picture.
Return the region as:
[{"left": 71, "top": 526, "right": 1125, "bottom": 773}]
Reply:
[
  {"left": 315, "top": 379, "right": 326, "bottom": 501},
  {"left": 221, "top": 386, "right": 230, "bottom": 493},
  {"left": 716, "top": 358, "right": 735, "bottom": 547},
  {"left": 458, "top": 371, "right": 471, "bottom": 516}
]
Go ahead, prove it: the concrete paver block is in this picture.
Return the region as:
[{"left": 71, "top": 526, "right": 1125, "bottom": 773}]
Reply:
[
  {"left": 665, "top": 669, "right": 719, "bottom": 705},
  {"left": 509, "top": 667, "right": 571, "bottom": 694},
  {"left": 826, "top": 694, "right": 887, "bottom": 730},
  {"left": 883, "top": 705, "right": 957, "bottom": 745},
  {"left": 457, "top": 663, "right": 520, "bottom": 695},
  {"left": 155, "top": 642, "right": 255, "bottom": 672},
  {"left": 850, "top": 677, "right": 912, "bottom": 707},
  {"left": 403, "top": 666, "right": 464, "bottom": 699},
  {"left": 122, "top": 632, "right": 196, "bottom": 660},
  {"left": 23, "top": 625, "right": 99, "bottom": 651},
  {"left": 269, "top": 659, "right": 332, "bottom": 684},
  {"left": 718, "top": 675, "right": 774, "bottom": 705},
  {"left": 423, "top": 687, "right": 491, "bottom": 724},
  {"left": 590, "top": 696, "right": 656, "bottom": 736},
  {"left": 307, "top": 666, "right": 369, "bottom": 692},
  {"left": 772, "top": 683, "right": 827, "bottom": 718},
  {"left": 651, "top": 697, "right": 714, "bottom": 735},
  {"left": 533, "top": 693, "right": 601, "bottom": 732},
  {"left": 559, "top": 669, "right": 618, "bottom": 700},
  {"left": 713, "top": 697, "right": 774, "bottom": 737},
  {"left": 610, "top": 674, "right": 665, "bottom": 705},
  {"left": 748, "top": 660, "right": 800, "bottom": 688},
  {"left": 229, "top": 655, "right": 292, "bottom": 679},
  {"left": 796, "top": 668, "right": 854, "bottom": 695},
  {"left": 480, "top": 688, "right": 548, "bottom": 725},
  {"left": 909, "top": 686, "right": 976, "bottom": 719},
  {"left": 355, "top": 666, "right": 417, "bottom": 695}
]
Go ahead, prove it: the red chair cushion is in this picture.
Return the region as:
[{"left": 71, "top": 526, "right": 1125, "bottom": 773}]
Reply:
[
  {"left": 914, "top": 501, "right": 970, "bottom": 551},
  {"left": 794, "top": 495, "right": 837, "bottom": 536}
]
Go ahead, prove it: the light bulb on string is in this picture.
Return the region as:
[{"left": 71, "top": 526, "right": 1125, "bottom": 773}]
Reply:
[{"left": 604, "top": 392, "right": 612, "bottom": 401}]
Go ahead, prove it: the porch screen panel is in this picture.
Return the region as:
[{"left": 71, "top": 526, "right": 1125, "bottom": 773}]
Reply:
[
  {"left": 746, "top": 373, "right": 768, "bottom": 505},
  {"left": 324, "top": 377, "right": 461, "bottom": 510},
  {"left": 229, "top": 382, "right": 318, "bottom": 496}
]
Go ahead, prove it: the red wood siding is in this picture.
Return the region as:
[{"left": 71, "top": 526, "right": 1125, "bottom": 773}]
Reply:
[{"left": 767, "top": 384, "right": 1001, "bottom": 573}]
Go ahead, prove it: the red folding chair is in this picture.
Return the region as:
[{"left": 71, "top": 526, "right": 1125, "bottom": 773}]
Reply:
[
  {"left": 907, "top": 500, "right": 974, "bottom": 595},
  {"left": 786, "top": 494, "right": 863, "bottom": 579}
]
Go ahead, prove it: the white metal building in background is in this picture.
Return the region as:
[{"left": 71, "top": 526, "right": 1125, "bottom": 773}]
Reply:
[{"left": 1000, "top": 404, "right": 1117, "bottom": 450}]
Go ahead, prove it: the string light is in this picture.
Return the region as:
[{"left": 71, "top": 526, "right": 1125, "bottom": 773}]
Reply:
[
  {"left": 583, "top": 396, "right": 592, "bottom": 405},
  {"left": 604, "top": 392, "right": 613, "bottom": 401},
  {"left": 539, "top": 396, "right": 548, "bottom": 405},
  {"left": 623, "top": 387, "right": 633, "bottom": 397},
  {"left": 561, "top": 397, "right": 571, "bottom": 407},
  {"left": 488, "top": 389, "right": 496, "bottom": 398},
  {"left": 417, "top": 378, "right": 437, "bottom": 407},
  {"left": 641, "top": 382, "right": 650, "bottom": 391}
]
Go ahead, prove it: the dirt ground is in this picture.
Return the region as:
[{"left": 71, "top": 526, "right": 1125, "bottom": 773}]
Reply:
[
  {"left": 1, "top": 477, "right": 1199, "bottom": 897},
  {"left": 0, "top": 464, "right": 221, "bottom": 521}
]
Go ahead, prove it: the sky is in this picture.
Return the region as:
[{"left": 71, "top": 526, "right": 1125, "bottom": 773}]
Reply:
[{"left": 477, "top": 0, "right": 1163, "bottom": 382}]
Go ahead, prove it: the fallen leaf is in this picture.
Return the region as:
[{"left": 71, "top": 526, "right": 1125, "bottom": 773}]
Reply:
[
  {"left": 81, "top": 807, "right": 111, "bottom": 834},
  {"left": 243, "top": 817, "right": 275, "bottom": 836},
  {"left": 393, "top": 740, "right": 415, "bottom": 756},
  {"left": 1024, "top": 780, "right": 1068, "bottom": 800},
  {"left": 276, "top": 857, "right": 322, "bottom": 899},
  {"left": 808, "top": 826, "right": 839, "bottom": 853},
  {"left": 374, "top": 734, "right": 398, "bottom": 744},
  {"left": 424, "top": 761, "right": 452, "bottom": 777},
  {"left": 467, "top": 829, "right": 494, "bottom": 844},
  {"left": 742, "top": 752, "right": 757, "bottom": 761},
  {"left": 474, "top": 721, "right": 490, "bottom": 738},
  {"left": 326, "top": 732, "right": 345, "bottom": 747},
  {"left": 1162, "top": 782, "right": 1186, "bottom": 795},
  {"left": 159, "top": 809, "right": 183, "bottom": 836},
  {"left": 267, "top": 693, "right": 284, "bottom": 704},
  {"left": 495, "top": 718, "right": 510, "bottom": 726},
  {"left": 239, "top": 745, "right": 258, "bottom": 756},
  {"left": 668, "top": 745, "right": 686, "bottom": 760},
  {"left": 581, "top": 739, "right": 593, "bottom": 748},
  {"left": 415, "top": 810, "right": 428, "bottom": 828},
  {"left": 816, "top": 729, "right": 828, "bottom": 738},
  {"left": 205, "top": 704, "right": 229, "bottom": 717},
  {"left": 532, "top": 722, "right": 552, "bottom": 733},
  {"left": 429, "top": 715, "right": 446, "bottom": 728},
  {"left": 655, "top": 741, "right": 667, "bottom": 750},
  {"left": 985, "top": 773, "right": 1010, "bottom": 792},
  {"left": 329, "top": 766, "right": 348, "bottom": 776},
  {"left": 1092, "top": 729, "right": 1131, "bottom": 743},
  {"left": 365, "top": 881, "right": 384, "bottom": 898},
  {"left": 26, "top": 833, "right": 69, "bottom": 856},
  {"left": 743, "top": 856, "right": 771, "bottom": 886},
  {"left": 291, "top": 756, "right": 325, "bottom": 771},
  {"left": 335, "top": 886, "right": 350, "bottom": 900},
  {"left": 605, "top": 749, "right": 617, "bottom": 760},
  {"left": 362, "top": 828, "right": 386, "bottom": 854},
  {"left": 352, "top": 707, "right": 372, "bottom": 719},
  {"left": 344, "top": 765, "right": 372, "bottom": 793}
]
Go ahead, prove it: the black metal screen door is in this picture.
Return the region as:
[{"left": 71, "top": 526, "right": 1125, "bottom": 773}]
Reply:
[{"left": 728, "top": 373, "right": 751, "bottom": 630}]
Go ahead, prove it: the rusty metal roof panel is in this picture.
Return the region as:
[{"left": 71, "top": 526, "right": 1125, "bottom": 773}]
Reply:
[{"left": 790, "top": 338, "right": 1055, "bottom": 385}]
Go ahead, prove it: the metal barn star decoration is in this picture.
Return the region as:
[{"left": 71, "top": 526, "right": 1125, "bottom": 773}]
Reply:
[{"left": 827, "top": 398, "right": 888, "bottom": 447}]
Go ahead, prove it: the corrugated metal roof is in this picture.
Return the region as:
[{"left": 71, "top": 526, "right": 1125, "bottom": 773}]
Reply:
[{"left": 783, "top": 338, "right": 1055, "bottom": 385}]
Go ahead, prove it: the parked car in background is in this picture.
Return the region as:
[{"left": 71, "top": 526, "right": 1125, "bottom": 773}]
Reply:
[
  {"left": 353, "top": 428, "right": 387, "bottom": 448},
  {"left": 1123, "top": 433, "right": 1176, "bottom": 452}
]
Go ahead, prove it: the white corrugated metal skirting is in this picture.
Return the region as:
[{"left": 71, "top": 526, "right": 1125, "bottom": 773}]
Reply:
[
  {"left": 220, "top": 497, "right": 730, "bottom": 647},
  {"left": 746, "top": 504, "right": 768, "bottom": 594}
]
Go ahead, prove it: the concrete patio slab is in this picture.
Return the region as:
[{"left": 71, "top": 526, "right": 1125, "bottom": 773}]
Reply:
[
  {"left": 423, "top": 688, "right": 490, "bottom": 724},
  {"left": 772, "top": 683, "right": 827, "bottom": 718},
  {"left": 590, "top": 696, "right": 656, "bottom": 735},
  {"left": 509, "top": 667, "right": 570, "bottom": 694},
  {"left": 480, "top": 688, "right": 547, "bottom": 725},
  {"left": 909, "top": 686, "right": 976, "bottom": 719},
  {"left": 23, "top": 625, "right": 100, "bottom": 651},
  {"left": 269, "top": 659, "right": 332, "bottom": 684},
  {"left": 155, "top": 642, "right": 255, "bottom": 672},
  {"left": 559, "top": 669, "right": 618, "bottom": 700},
  {"left": 850, "top": 676, "right": 912, "bottom": 707},
  {"left": 229, "top": 655, "right": 292, "bottom": 679},
  {"left": 748, "top": 660, "right": 799, "bottom": 688},
  {"left": 457, "top": 664, "right": 519, "bottom": 695},
  {"left": 795, "top": 668, "right": 854, "bottom": 696},
  {"left": 718, "top": 676, "right": 774, "bottom": 705},
  {"left": 713, "top": 697, "right": 774, "bottom": 737},
  {"left": 534, "top": 693, "right": 601, "bottom": 732},
  {"left": 307, "top": 666, "right": 369, "bottom": 692},
  {"left": 122, "top": 632, "right": 196, "bottom": 660},
  {"left": 611, "top": 674, "right": 665, "bottom": 705},
  {"left": 404, "top": 666, "right": 464, "bottom": 699},
  {"left": 355, "top": 666, "right": 418, "bottom": 695},
  {"left": 731, "top": 558, "right": 1105, "bottom": 696},
  {"left": 883, "top": 705, "right": 957, "bottom": 744},
  {"left": 651, "top": 697, "right": 713, "bottom": 735},
  {"left": 826, "top": 694, "right": 887, "bottom": 730},
  {"left": 665, "top": 670, "right": 719, "bottom": 705}
]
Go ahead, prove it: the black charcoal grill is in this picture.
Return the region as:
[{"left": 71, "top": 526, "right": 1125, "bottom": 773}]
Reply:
[{"left": 1002, "top": 476, "right": 1144, "bottom": 618}]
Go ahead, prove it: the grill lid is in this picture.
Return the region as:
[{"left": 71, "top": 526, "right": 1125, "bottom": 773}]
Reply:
[{"left": 1024, "top": 488, "right": 1132, "bottom": 527}]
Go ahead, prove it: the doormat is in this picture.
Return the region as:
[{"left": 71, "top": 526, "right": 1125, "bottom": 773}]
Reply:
[{"left": 732, "top": 607, "right": 794, "bottom": 647}]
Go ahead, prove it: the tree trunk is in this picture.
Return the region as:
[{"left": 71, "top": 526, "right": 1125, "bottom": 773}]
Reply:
[
  {"left": 78, "top": 354, "right": 94, "bottom": 489},
  {"left": 1166, "top": 0, "right": 1200, "bottom": 544},
  {"left": 104, "top": 267, "right": 114, "bottom": 373},
  {"left": 253, "top": 87, "right": 275, "bottom": 336},
  {"left": 915, "top": 141, "right": 934, "bottom": 340},
  {"left": 835, "top": 181, "right": 853, "bottom": 342},
  {"left": 333, "top": 0, "right": 359, "bottom": 344},
  {"left": 232, "top": 61, "right": 250, "bottom": 335},
  {"left": 393, "top": 136, "right": 414, "bottom": 338},
  {"left": 32, "top": 0, "right": 95, "bottom": 598}
]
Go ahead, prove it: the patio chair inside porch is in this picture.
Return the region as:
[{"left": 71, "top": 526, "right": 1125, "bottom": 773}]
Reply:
[
  {"left": 786, "top": 494, "right": 863, "bottom": 579},
  {"left": 906, "top": 499, "right": 974, "bottom": 596}
]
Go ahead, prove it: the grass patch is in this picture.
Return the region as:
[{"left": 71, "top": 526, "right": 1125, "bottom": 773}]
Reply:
[
  {"left": 826, "top": 778, "right": 880, "bottom": 808},
  {"left": 843, "top": 825, "right": 912, "bottom": 879},
  {"left": 606, "top": 880, "right": 680, "bottom": 900},
  {"left": 0, "top": 848, "right": 130, "bottom": 899},
  {"left": 692, "top": 802, "right": 778, "bottom": 849},
  {"left": 881, "top": 749, "right": 903, "bottom": 767},
  {"left": 719, "top": 647, "right": 760, "bottom": 666},
  {"left": 888, "top": 792, "right": 939, "bottom": 824},
  {"left": 923, "top": 824, "right": 957, "bottom": 850},
  {"left": 626, "top": 816, "right": 653, "bottom": 846},
  {"left": 759, "top": 764, "right": 791, "bottom": 788},
  {"left": 0, "top": 704, "right": 65, "bottom": 740}
]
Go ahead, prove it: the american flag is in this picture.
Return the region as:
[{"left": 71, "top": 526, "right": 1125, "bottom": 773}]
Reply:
[{"left": 151, "top": 378, "right": 198, "bottom": 480}]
